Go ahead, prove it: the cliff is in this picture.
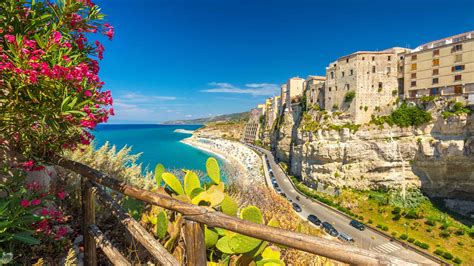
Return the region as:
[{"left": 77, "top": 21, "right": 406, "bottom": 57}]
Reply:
[{"left": 268, "top": 99, "right": 474, "bottom": 217}]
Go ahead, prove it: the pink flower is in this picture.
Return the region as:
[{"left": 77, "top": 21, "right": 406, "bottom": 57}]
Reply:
[
  {"left": 84, "top": 90, "right": 92, "bottom": 97},
  {"left": 109, "top": 108, "right": 115, "bottom": 116},
  {"left": 40, "top": 208, "right": 49, "bottom": 216},
  {"left": 51, "top": 30, "right": 61, "bottom": 44},
  {"left": 57, "top": 191, "right": 66, "bottom": 200},
  {"left": 55, "top": 226, "right": 69, "bottom": 239},
  {"left": 4, "top": 34, "right": 15, "bottom": 43},
  {"left": 95, "top": 41, "right": 104, "bottom": 60},
  {"left": 20, "top": 199, "right": 30, "bottom": 208},
  {"left": 104, "top": 23, "right": 114, "bottom": 40},
  {"left": 24, "top": 39, "right": 36, "bottom": 49},
  {"left": 31, "top": 199, "right": 41, "bottom": 206}
]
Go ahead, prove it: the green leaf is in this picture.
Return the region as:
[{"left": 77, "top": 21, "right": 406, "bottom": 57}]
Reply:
[
  {"left": 191, "top": 184, "right": 225, "bottom": 207},
  {"left": 229, "top": 234, "right": 262, "bottom": 254},
  {"left": 184, "top": 171, "right": 201, "bottom": 196},
  {"left": 240, "top": 206, "right": 263, "bottom": 224},
  {"left": 206, "top": 157, "right": 221, "bottom": 184},
  {"left": 155, "top": 210, "right": 168, "bottom": 240},
  {"left": 162, "top": 172, "right": 184, "bottom": 195},
  {"left": 204, "top": 226, "right": 219, "bottom": 249},
  {"left": 13, "top": 231, "right": 40, "bottom": 245},
  {"left": 122, "top": 196, "right": 144, "bottom": 220},
  {"left": 189, "top": 187, "right": 205, "bottom": 199},
  {"left": 221, "top": 195, "right": 238, "bottom": 216},
  {"left": 255, "top": 258, "right": 285, "bottom": 266},
  {"left": 261, "top": 247, "right": 281, "bottom": 260},
  {"left": 154, "top": 163, "right": 165, "bottom": 185},
  {"left": 216, "top": 236, "right": 234, "bottom": 254}
]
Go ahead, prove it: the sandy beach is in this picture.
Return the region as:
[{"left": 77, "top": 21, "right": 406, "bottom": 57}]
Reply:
[{"left": 181, "top": 136, "right": 265, "bottom": 186}]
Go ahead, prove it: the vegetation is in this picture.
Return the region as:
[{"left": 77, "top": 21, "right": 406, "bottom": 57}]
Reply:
[
  {"left": 0, "top": 0, "right": 114, "bottom": 159},
  {"left": 344, "top": 90, "right": 356, "bottom": 103},
  {"left": 442, "top": 101, "right": 471, "bottom": 119},
  {"left": 301, "top": 112, "right": 320, "bottom": 133},
  {"left": 370, "top": 102, "right": 432, "bottom": 128}
]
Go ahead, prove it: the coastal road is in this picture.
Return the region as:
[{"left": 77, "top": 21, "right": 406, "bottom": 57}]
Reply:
[{"left": 248, "top": 145, "right": 438, "bottom": 265}]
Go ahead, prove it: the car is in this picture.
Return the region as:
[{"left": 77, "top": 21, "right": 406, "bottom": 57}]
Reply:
[
  {"left": 279, "top": 192, "right": 286, "bottom": 198},
  {"left": 337, "top": 232, "right": 354, "bottom": 242},
  {"left": 321, "top": 222, "right": 339, "bottom": 237},
  {"left": 292, "top": 203, "right": 302, "bottom": 212},
  {"left": 350, "top": 220, "right": 365, "bottom": 231},
  {"left": 307, "top": 214, "right": 321, "bottom": 226},
  {"left": 275, "top": 187, "right": 282, "bottom": 193}
]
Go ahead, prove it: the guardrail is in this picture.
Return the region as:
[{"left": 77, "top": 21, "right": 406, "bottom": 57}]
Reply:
[
  {"left": 251, "top": 146, "right": 449, "bottom": 266},
  {"left": 48, "top": 155, "right": 418, "bottom": 265}
]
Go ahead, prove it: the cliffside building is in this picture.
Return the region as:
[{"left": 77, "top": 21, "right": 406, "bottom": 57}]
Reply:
[
  {"left": 403, "top": 31, "right": 474, "bottom": 102},
  {"left": 304, "top": 75, "right": 326, "bottom": 109},
  {"left": 325, "top": 48, "right": 408, "bottom": 124},
  {"left": 286, "top": 77, "right": 305, "bottom": 110},
  {"left": 279, "top": 84, "right": 288, "bottom": 114},
  {"left": 243, "top": 108, "right": 263, "bottom": 143}
]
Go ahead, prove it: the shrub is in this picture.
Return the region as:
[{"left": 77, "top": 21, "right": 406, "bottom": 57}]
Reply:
[
  {"left": 408, "top": 237, "right": 415, "bottom": 243},
  {"left": 454, "top": 229, "right": 465, "bottom": 236},
  {"left": 439, "top": 231, "right": 450, "bottom": 238},
  {"left": 392, "top": 206, "right": 401, "bottom": 214},
  {"left": 368, "top": 219, "right": 373, "bottom": 224},
  {"left": 425, "top": 218, "right": 436, "bottom": 226},
  {"left": 442, "top": 252, "right": 453, "bottom": 260},
  {"left": 392, "top": 89, "right": 398, "bottom": 96},
  {"left": 391, "top": 232, "right": 397, "bottom": 237},
  {"left": 0, "top": 0, "right": 114, "bottom": 159},
  {"left": 344, "top": 90, "right": 356, "bottom": 103},
  {"left": 332, "top": 104, "right": 339, "bottom": 110},
  {"left": 426, "top": 227, "right": 432, "bottom": 233},
  {"left": 434, "top": 249, "right": 443, "bottom": 256},
  {"left": 453, "top": 257, "right": 462, "bottom": 264},
  {"left": 404, "top": 209, "right": 419, "bottom": 219},
  {"left": 414, "top": 241, "right": 429, "bottom": 249},
  {"left": 392, "top": 214, "right": 401, "bottom": 221},
  {"left": 400, "top": 234, "right": 408, "bottom": 240}
]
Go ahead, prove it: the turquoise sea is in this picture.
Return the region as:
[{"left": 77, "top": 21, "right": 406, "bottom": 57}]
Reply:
[{"left": 92, "top": 124, "right": 219, "bottom": 174}]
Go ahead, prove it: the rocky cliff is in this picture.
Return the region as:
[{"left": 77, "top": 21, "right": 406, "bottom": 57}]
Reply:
[{"left": 269, "top": 100, "right": 474, "bottom": 217}]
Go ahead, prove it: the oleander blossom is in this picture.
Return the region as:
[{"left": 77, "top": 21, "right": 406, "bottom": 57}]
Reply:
[{"left": 0, "top": 0, "right": 115, "bottom": 158}]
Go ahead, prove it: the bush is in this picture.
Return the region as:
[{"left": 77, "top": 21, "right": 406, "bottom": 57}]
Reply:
[
  {"left": 439, "top": 231, "right": 450, "bottom": 238},
  {"left": 453, "top": 257, "right": 462, "bottom": 264},
  {"left": 414, "top": 241, "right": 429, "bottom": 249},
  {"left": 425, "top": 218, "right": 436, "bottom": 226},
  {"left": 442, "top": 252, "right": 453, "bottom": 260},
  {"left": 391, "top": 232, "right": 397, "bottom": 237},
  {"left": 434, "top": 249, "right": 444, "bottom": 256},
  {"left": 0, "top": 0, "right": 114, "bottom": 159},
  {"left": 408, "top": 237, "right": 415, "bottom": 243},
  {"left": 392, "top": 213, "right": 401, "bottom": 221},
  {"left": 400, "top": 234, "right": 408, "bottom": 240},
  {"left": 455, "top": 229, "right": 465, "bottom": 236},
  {"left": 392, "top": 206, "right": 401, "bottom": 214},
  {"left": 404, "top": 209, "right": 419, "bottom": 219},
  {"left": 344, "top": 90, "right": 356, "bottom": 103},
  {"left": 370, "top": 102, "right": 432, "bottom": 128},
  {"left": 368, "top": 219, "right": 373, "bottom": 224}
]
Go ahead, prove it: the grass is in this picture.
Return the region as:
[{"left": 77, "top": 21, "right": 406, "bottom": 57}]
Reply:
[{"left": 288, "top": 177, "right": 473, "bottom": 265}]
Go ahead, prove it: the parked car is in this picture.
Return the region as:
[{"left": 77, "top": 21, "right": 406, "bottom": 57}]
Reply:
[
  {"left": 307, "top": 214, "right": 321, "bottom": 226},
  {"left": 279, "top": 192, "right": 286, "bottom": 198},
  {"left": 322, "top": 222, "right": 338, "bottom": 237},
  {"left": 292, "top": 203, "right": 302, "bottom": 212},
  {"left": 275, "top": 187, "right": 282, "bottom": 193},
  {"left": 337, "top": 232, "right": 354, "bottom": 242},
  {"left": 350, "top": 220, "right": 365, "bottom": 231}
]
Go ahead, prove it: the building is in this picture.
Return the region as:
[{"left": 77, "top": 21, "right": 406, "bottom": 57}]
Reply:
[
  {"left": 403, "top": 31, "right": 474, "bottom": 101},
  {"left": 243, "top": 108, "right": 263, "bottom": 143},
  {"left": 325, "top": 48, "right": 408, "bottom": 124},
  {"left": 304, "top": 75, "right": 326, "bottom": 109},
  {"left": 286, "top": 77, "right": 305, "bottom": 109}
]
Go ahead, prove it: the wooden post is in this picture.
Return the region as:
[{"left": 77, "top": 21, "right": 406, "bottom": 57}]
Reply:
[
  {"left": 82, "top": 177, "right": 97, "bottom": 266},
  {"left": 183, "top": 219, "right": 206, "bottom": 266},
  {"left": 89, "top": 225, "right": 131, "bottom": 266}
]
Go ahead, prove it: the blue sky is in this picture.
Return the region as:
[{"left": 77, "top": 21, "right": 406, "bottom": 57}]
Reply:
[{"left": 95, "top": 0, "right": 474, "bottom": 123}]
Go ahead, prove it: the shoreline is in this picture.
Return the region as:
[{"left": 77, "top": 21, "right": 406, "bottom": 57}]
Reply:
[{"left": 181, "top": 136, "right": 265, "bottom": 186}]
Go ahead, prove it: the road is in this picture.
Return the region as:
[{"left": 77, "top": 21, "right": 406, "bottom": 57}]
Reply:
[{"left": 249, "top": 144, "right": 438, "bottom": 265}]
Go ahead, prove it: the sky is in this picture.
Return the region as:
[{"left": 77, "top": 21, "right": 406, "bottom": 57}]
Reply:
[{"left": 95, "top": 0, "right": 474, "bottom": 123}]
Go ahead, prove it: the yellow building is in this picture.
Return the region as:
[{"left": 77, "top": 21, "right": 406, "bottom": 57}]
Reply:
[{"left": 404, "top": 31, "right": 474, "bottom": 100}]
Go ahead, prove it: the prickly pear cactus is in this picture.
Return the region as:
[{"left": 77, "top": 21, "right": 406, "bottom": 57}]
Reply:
[
  {"left": 154, "top": 163, "right": 165, "bottom": 186},
  {"left": 162, "top": 172, "right": 184, "bottom": 195},
  {"left": 206, "top": 157, "right": 221, "bottom": 185},
  {"left": 155, "top": 210, "right": 168, "bottom": 240}
]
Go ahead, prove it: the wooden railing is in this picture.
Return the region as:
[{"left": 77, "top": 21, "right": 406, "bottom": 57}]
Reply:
[{"left": 50, "top": 155, "right": 419, "bottom": 266}]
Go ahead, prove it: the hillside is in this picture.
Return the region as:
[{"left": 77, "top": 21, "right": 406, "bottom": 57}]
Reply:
[{"left": 163, "top": 112, "right": 249, "bottom": 125}]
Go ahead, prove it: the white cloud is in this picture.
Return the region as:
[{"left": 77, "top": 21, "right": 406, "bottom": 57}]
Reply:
[
  {"left": 201, "top": 82, "right": 279, "bottom": 96},
  {"left": 119, "top": 92, "right": 176, "bottom": 103}
]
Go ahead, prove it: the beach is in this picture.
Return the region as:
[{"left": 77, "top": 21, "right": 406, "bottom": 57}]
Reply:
[{"left": 181, "top": 136, "right": 265, "bottom": 186}]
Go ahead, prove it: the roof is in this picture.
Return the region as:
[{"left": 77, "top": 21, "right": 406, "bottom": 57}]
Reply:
[{"left": 413, "top": 31, "right": 474, "bottom": 52}]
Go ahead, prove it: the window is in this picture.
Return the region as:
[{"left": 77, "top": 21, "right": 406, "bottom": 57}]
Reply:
[
  {"left": 432, "top": 78, "right": 439, "bottom": 84},
  {"left": 372, "top": 56, "right": 375, "bottom": 61},
  {"left": 346, "top": 58, "right": 349, "bottom": 63},
  {"left": 330, "top": 72, "right": 334, "bottom": 79},
  {"left": 328, "top": 87, "right": 332, "bottom": 92},
  {"left": 455, "top": 54, "right": 462, "bottom": 62},
  {"left": 411, "top": 63, "right": 417, "bottom": 71},
  {"left": 410, "top": 90, "right": 417, "bottom": 98},
  {"left": 378, "top": 82, "right": 383, "bottom": 89},
  {"left": 430, "top": 88, "right": 440, "bottom": 96},
  {"left": 432, "top": 59, "right": 439, "bottom": 66},
  {"left": 411, "top": 81, "right": 417, "bottom": 87},
  {"left": 454, "top": 75, "right": 462, "bottom": 81},
  {"left": 372, "top": 66, "right": 376, "bottom": 73},
  {"left": 411, "top": 73, "right": 417, "bottom": 79},
  {"left": 362, "top": 57, "right": 365, "bottom": 60},
  {"left": 350, "top": 69, "right": 354, "bottom": 76},
  {"left": 387, "top": 67, "right": 391, "bottom": 73},
  {"left": 346, "top": 84, "right": 350, "bottom": 90},
  {"left": 452, "top": 65, "right": 465, "bottom": 72},
  {"left": 433, "top": 69, "right": 439, "bottom": 75},
  {"left": 433, "top": 49, "right": 440, "bottom": 56},
  {"left": 452, "top": 44, "right": 463, "bottom": 52},
  {"left": 411, "top": 54, "right": 417, "bottom": 60},
  {"left": 388, "top": 56, "right": 391, "bottom": 61},
  {"left": 341, "top": 71, "right": 345, "bottom": 77},
  {"left": 454, "top": 85, "right": 462, "bottom": 94}
]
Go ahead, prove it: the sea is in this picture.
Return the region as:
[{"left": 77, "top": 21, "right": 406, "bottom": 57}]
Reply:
[{"left": 92, "top": 124, "right": 221, "bottom": 174}]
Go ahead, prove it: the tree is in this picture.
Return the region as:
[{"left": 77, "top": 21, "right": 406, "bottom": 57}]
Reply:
[{"left": 0, "top": 0, "right": 114, "bottom": 159}]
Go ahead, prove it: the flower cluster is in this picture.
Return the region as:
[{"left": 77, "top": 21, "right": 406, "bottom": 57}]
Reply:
[{"left": 0, "top": 0, "right": 114, "bottom": 158}]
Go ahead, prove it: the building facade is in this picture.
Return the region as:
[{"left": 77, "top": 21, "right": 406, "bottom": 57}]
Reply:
[
  {"left": 242, "top": 108, "right": 263, "bottom": 143},
  {"left": 403, "top": 31, "right": 474, "bottom": 102},
  {"left": 286, "top": 77, "right": 305, "bottom": 110},
  {"left": 304, "top": 75, "right": 326, "bottom": 109},
  {"left": 325, "top": 48, "right": 407, "bottom": 124},
  {"left": 279, "top": 84, "right": 288, "bottom": 114}
]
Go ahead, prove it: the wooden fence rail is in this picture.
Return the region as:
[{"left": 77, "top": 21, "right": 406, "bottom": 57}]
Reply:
[{"left": 50, "top": 155, "right": 419, "bottom": 266}]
